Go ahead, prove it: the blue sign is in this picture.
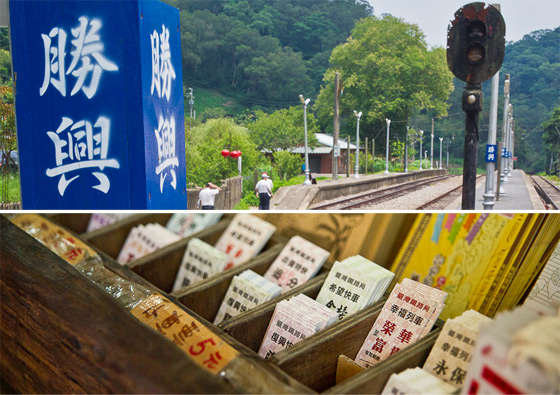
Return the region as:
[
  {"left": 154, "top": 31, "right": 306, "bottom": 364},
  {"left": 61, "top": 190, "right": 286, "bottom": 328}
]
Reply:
[
  {"left": 485, "top": 144, "right": 497, "bottom": 163},
  {"left": 9, "top": 0, "right": 186, "bottom": 209},
  {"left": 501, "top": 147, "right": 507, "bottom": 158}
]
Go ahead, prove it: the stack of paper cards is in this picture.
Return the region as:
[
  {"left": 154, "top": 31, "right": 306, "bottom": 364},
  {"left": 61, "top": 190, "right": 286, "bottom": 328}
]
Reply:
[
  {"left": 86, "top": 213, "right": 132, "bottom": 232},
  {"left": 423, "top": 309, "right": 491, "bottom": 388},
  {"left": 213, "top": 270, "right": 282, "bottom": 325},
  {"left": 116, "top": 223, "right": 181, "bottom": 265},
  {"left": 263, "top": 236, "right": 330, "bottom": 293},
  {"left": 463, "top": 305, "right": 559, "bottom": 394},
  {"left": 215, "top": 214, "right": 277, "bottom": 270},
  {"left": 258, "top": 294, "right": 338, "bottom": 359},
  {"left": 355, "top": 278, "right": 448, "bottom": 368},
  {"left": 316, "top": 256, "right": 395, "bottom": 320},
  {"left": 172, "top": 238, "right": 230, "bottom": 291},
  {"left": 381, "top": 367, "right": 456, "bottom": 395},
  {"left": 166, "top": 213, "right": 223, "bottom": 238}
]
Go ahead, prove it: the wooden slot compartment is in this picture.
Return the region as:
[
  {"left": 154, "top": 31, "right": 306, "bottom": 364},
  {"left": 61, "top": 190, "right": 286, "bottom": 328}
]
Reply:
[
  {"left": 128, "top": 219, "right": 287, "bottom": 294},
  {"left": 324, "top": 327, "right": 442, "bottom": 394},
  {"left": 268, "top": 299, "right": 386, "bottom": 392},
  {"left": 218, "top": 272, "right": 329, "bottom": 352}
]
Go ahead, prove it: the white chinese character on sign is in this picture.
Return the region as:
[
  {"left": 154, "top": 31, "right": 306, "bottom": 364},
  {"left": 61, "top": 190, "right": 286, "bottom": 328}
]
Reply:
[
  {"left": 40, "top": 17, "right": 118, "bottom": 99},
  {"left": 154, "top": 115, "right": 178, "bottom": 192},
  {"left": 151, "top": 25, "right": 176, "bottom": 101},
  {"left": 488, "top": 146, "right": 495, "bottom": 153},
  {"left": 46, "top": 116, "right": 120, "bottom": 196},
  {"left": 488, "top": 153, "right": 495, "bottom": 161},
  {"left": 40, "top": 27, "right": 67, "bottom": 96}
]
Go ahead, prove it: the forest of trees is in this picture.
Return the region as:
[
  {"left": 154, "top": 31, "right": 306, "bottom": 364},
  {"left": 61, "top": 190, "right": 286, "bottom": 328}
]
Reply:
[{"left": 0, "top": 1, "right": 558, "bottom": 183}]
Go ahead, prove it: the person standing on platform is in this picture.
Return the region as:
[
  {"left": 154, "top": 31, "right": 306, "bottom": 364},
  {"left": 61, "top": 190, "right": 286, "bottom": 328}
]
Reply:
[
  {"left": 197, "top": 182, "right": 221, "bottom": 210},
  {"left": 255, "top": 173, "right": 272, "bottom": 210}
]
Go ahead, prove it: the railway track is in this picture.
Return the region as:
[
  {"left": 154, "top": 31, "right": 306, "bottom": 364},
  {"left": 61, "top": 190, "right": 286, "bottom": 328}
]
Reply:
[
  {"left": 310, "top": 175, "right": 453, "bottom": 210},
  {"left": 530, "top": 175, "right": 560, "bottom": 210},
  {"left": 416, "top": 175, "right": 483, "bottom": 210}
]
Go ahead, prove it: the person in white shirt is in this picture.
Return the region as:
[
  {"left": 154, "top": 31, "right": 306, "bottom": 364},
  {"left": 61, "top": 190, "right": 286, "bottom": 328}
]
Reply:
[
  {"left": 197, "top": 182, "right": 221, "bottom": 210},
  {"left": 255, "top": 173, "right": 272, "bottom": 210}
]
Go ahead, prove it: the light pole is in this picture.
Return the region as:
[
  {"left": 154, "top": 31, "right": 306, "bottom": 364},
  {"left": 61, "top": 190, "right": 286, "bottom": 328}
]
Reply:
[
  {"left": 430, "top": 118, "right": 434, "bottom": 170},
  {"left": 446, "top": 139, "right": 449, "bottom": 168},
  {"left": 439, "top": 138, "right": 443, "bottom": 169},
  {"left": 385, "top": 119, "right": 391, "bottom": 174},
  {"left": 404, "top": 126, "right": 409, "bottom": 173},
  {"left": 187, "top": 87, "right": 194, "bottom": 118},
  {"left": 419, "top": 130, "right": 424, "bottom": 170},
  {"left": 300, "top": 95, "right": 312, "bottom": 185},
  {"left": 353, "top": 111, "right": 362, "bottom": 179},
  {"left": 500, "top": 75, "right": 510, "bottom": 193}
]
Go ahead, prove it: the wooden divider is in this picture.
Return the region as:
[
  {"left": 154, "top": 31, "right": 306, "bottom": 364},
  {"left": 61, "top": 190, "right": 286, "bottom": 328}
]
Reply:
[
  {"left": 269, "top": 299, "right": 386, "bottom": 392},
  {"left": 48, "top": 213, "right": 92, "bottom": 234},
  {"left": 221, "top": 273, "right": 328, "bottom": 352},
  {"left": 324, "top": 328, "right": 442, "bottom": 394}
]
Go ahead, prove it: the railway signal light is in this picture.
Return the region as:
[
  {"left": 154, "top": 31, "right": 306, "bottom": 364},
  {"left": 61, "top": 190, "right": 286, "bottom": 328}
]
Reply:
[
  {"left": 447, "top": 3, "right": 506, "bottom": 210},
  {"left": 447, "top": 2, "right": 505, "bottom": 84}
]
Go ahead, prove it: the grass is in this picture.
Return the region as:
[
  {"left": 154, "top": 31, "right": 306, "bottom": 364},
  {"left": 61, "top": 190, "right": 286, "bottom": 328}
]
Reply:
[
  {"left": 0, "top": 171, "right": 21, "bottom": 203},
  {"left": 190, "top": 86, "right": 247, "bottom": 118}
]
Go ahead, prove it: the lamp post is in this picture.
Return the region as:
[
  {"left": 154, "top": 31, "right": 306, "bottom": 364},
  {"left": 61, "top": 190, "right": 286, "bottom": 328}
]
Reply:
[
  {"left": 439, "top": 137, "right": 443, "bottom": 169},
  {"left": 385, "top": 118, "right": 391, "bottom": 174},
  {"left": 419, "top": 130, "right": 424, "bottom": 170},
  {"left": 430, "top": 118, "right": 434, "bottom": 170},
  {"left": 446, "top": 139, "right": 449, "bottom": 168},
  {"left": 353, "top": 111, "right": 362, "bottom": 179},
  {"left": 300, "top": 95, "right": 312, "bottom": 185},
  {"left": 404, "top": 126, "right": 409, "bottom": 173}
]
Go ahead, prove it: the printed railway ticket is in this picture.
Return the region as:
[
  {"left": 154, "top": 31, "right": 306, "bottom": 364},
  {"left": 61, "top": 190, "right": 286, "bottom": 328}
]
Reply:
[
  {"left": 355, "top": 278, "right": 447, "bottom": 368},
  {"left": 423, "top": 310, "right": 491, "bottom": 388},
  {"left": 10, "top": 214, "right": 98, "bottom": 265},
  {"left": 131, "top": 293, "right": 238, "bottom": 374},
  {"left": 86, "top": 213, "right": 131, "bottom": 232},
  {"left": 215, "top": 214, "right": 277, "bottom": 270},
  {"left": 172, "top": 238, "right": 229, "bottom": 291},
  {"left": 263, "top": 235, "right": 330, "bottom": 293},
  {"left": 166, "top": 213, "right": 222, "bottom": 238}
]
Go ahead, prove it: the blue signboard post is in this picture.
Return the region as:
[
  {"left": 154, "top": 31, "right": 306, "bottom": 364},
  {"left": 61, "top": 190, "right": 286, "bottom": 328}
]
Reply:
[
  {"left": 485, "top": 144, "right": 497, "bottom": 163},
  {"left": 9, "top": 0, "right": 186, "bottom": 209}
]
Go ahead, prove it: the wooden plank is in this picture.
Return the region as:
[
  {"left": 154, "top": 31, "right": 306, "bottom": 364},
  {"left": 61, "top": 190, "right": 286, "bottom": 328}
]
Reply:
[
  {"left": 324, "top": 328, "right": 442, "bottom": 394},
  {"left": 269, "top": 299, "right": 386, "bottom": 392},
  {"left": 336, "top": 355, "right": 365, "bottom": 384},
  {"left": 81, "top": 213, "right": 172, "bottom": 258},
  {"left": 221, "top": 273, "right": 328, "bottom": 353},
  {"left": 0, "top": 216, "right": 234, "bottom": 394}
]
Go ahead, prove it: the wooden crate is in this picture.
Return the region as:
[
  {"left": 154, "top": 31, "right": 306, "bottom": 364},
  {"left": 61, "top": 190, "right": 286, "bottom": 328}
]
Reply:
[{"left": 1, "top": 214, "right": 444, "bottom": 394}]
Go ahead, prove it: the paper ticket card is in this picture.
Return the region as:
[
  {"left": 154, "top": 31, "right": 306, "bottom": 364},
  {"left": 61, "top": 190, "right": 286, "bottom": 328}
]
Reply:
[
  {"left": 316, "top": 256, "right": 394, "bottom": 320},
  {"left": 86, "top": 213, "right": 132, "bottom": 232},
  {"left": 423, "top": 310, "right": 491, "bottom": 388},
  {"left": 131, "top": 293, "right": 239, "bottom": 374},
  {"left": 166, "top": 213, "right": 223, "bottom": 237},
  {"left": 213, "top": 270, "right": 282, "bottom": 325},
  {"left": 263, "top": 235, "right": 330, "bottom": 293},
  {"left": 215, "top": 214, "right": 277, "bottom": 270},
  {"left": 173, "top": 238, "right": 230, "bottom": 291},
  {"left": 381, "top": 367, "right": 456, "bottom": 395},
  {"left": 355, "top": 278, "right": 447, "bottom": 368},
  {"left": 258, "top": 294, "right": 337, "bottom": 359},
  {"left": 117, "top": 223, "right": 180, "bottom": 265}
]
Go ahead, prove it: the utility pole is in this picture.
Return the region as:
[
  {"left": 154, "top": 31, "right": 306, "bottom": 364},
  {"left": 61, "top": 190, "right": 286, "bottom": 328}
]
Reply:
[
  {"left": 419, "top": 130, "right": 424, "bottom": 170},
  {"left": 332, "top": 72, "right": 341, "bottom": 180},
  {"left": 299, "top": 95, "right": 311, "bottom": 185},
  {"left": 384, "top": 119, "right": 391, "bottom": 174},
  {"left": 430, "top": 118, "right": 434, "bottom": 170},
  {"left": 187, "top": 87, "right": 194, "bottom": 118},
  {"left": 354, "top": 111, "right": 362, "bottom": 179},
  {"left": 365, "top": 137, "right": 368, "bottom": 175},
  {"left": 499, "top": 74, "right": 510, "bottom": 195},
  {"left": 483, "top": 70, "right": 500, "bottom": 210},
  {"left": 404, "top": 126, "right": 409, "bottom": 173},
  {"left": 439, "top": 137, "right": 443, "bottom": 169}
]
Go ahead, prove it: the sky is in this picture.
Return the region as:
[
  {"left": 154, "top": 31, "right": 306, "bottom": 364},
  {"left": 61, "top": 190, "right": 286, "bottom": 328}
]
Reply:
[{"left": 367, "top": 0, "right": 560, "bottom": 48}]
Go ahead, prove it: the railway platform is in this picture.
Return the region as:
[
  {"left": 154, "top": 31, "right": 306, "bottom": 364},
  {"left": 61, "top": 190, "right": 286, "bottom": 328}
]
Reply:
[{"left": 448, "top": 169, "right": 544, "bottom": 211}]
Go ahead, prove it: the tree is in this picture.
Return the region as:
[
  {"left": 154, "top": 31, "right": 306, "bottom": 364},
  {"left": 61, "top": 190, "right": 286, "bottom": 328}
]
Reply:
[
  {"left": 248, "top": 106, "right": 319, "bottom": 153},
  {"left": 315, "top": 15, "right": 453, "bottom": 144},
  {"left": 0, "top": 86, "right": 16, "bottom": 173},
  {"left": 0, "top": 49, "right": 11, "bottom": 85},
  {"left": 186, "top": 118, "right": 266, "bottom": 187},
  {"left": 543, "top": 107, "right": 560, "bottom": 173}
]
